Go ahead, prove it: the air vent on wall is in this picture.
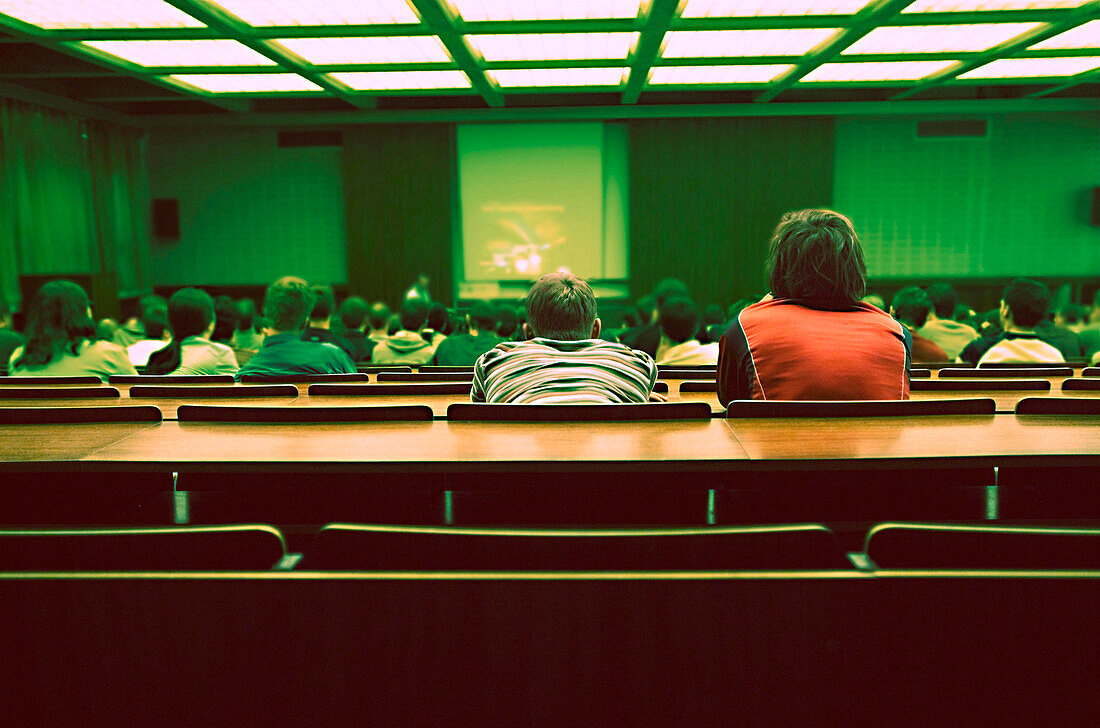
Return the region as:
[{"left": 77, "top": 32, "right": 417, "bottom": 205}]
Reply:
[
  {"left": 277, "top": 130, "right": 344, "bottom": 147},
  {"left": 916, "top": 120, "right": 987, "bottom": 138}
]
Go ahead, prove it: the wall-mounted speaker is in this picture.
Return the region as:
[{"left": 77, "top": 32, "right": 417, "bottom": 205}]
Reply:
[{"left": 152, "top": 198, "right": 180, "bottom": 242}]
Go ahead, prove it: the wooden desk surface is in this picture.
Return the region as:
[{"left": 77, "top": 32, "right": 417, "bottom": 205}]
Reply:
[{"left": 0, "top": 422, "right": 156, "bottom": 463}]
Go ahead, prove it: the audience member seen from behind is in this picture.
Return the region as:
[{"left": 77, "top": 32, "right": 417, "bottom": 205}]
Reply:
[
  {"left": 917, "top": 283, "right": 978, "bottom": 360},
  {"left": 233, "top": 298, "right": 263, "bottom": 352},
  {"left": 8, "top": 280, "right": 137, "bottom": 380},
  {"left": 338, "top": 296, "right": 376, "bottom": 363},
  {"left": 472, "top": 272, "right": 657, "bottom": 404},
  {"left": 125, "top": 308, "right": 172, "bottom": 366},
  {"left": 1035, "top": 309, "right": 1082, "bottom": 360},
  {"left": 370, "top": 300, "right": 435, "bottom": 366},
  {"left": 958, "top": 279, "right": 1065, "bottom": 366},
  {"left": 617, "top": 295, "right": 656, "bottom": 349},
  {"left": 889, "top": 287, "right": 948, "bottom": 363},
  {"left": 656, "top": 297, "right": 718, "bottom": 366},
  {"left": 301, "top": 285, "right": 357, "bottom": 361},
  {"left": 145, "top": 288, "right": 239, "bottom": 376},
  {"left": 431, "top": 302, "right": 502, "bottom": 367},
  {"left": 211, "top": 295, "right": 238, "bottom": 346},
  {"left": 235, "top": 278, "right": 355, "bottom": 380},
  {"left": 424, "top": 303, "right": 450, "bottom": 354},
  {"left": 367, "top": 302, "right": 391, "bottom": 345},
  {"left": 112, "top": 294, "right": 167, "bottom": 349},
  {"left": 0, "top": 302, "right": 25, "bottom": 372},
  {"left": 717, "top": 209, "right": 911, "bottom": 404},
  {"left": 624, "top": 279, "right": 690, "bottom": 360},
  {"left": 495, "top": 305, "right": 520, "bottom": 341},
  {"left": 861, "top": 293, "right": 886, "bottom": 311}
]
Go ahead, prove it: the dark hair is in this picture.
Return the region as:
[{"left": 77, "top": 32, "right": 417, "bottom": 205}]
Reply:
[
  {"left": 728, "top": 299, "right": 754, "bottom": 321},
  {"left": 400, "top": 300, "right": 429, "bottom": 331},
  {"left": 340, "top": 296, "right": 369, "bottom": 330},
  {"left": 702, "top": 304, "right": 725, "bottom": 326},
  {"left": 236, "top": 298, "right": 256, "bottom": 331},
  {"left": 14, "top": 280, "right": 96, "bottom": 368},
  {"left": 980, "top": 308, "right": 1003, "bottom": 339},
  {"left": 1003, "top": 278, "right": 1051, "bottom": 329},
  {"left": 427, "top": 303, "right": 448, "bottom": 332},
  {"left": 953, "top": 303, "right": 973, "bottom": 322},
  {"left": 264, "top": 279, "right": 315, "bottom": 332},
  {"left": 212, "top": 295, "right": 237, "bottom": 342},
  {"left": 925, "top": 283, "right": 958, "bottom": 320},
  {"left": 653, "top": 279, "right": 689, "bottom": 307},
  {"left": 368, "top": 302, "right": 391, "bottom": 330},
  {"left": 146, "top": 288, "right": 216, "bottom": 374},
  {"left": 659, "top": 296, "right": 700, "bottom": 344},
  {"left": 767, "top": 209, "right": 865, "bottom": 305},
  {"left": 309, "top": 286, "right": 335, "bottom": 321},
  {"left": 468, "top": 302, "right": 496, "bottom": 331},
  {"left": 525, "top": 272, "right": 596, "bottom": 341},
  {"left": 890, "top": 286, "right": 933, "bottom": 329},
  {"left": 140, "top": 309, "right": 169, "bottom": 341},
  {"left": 634, "top": 295, "right": 656, "bottom": 323},
  {"left": 1058, "top": 304, "right": 1087, "bottom": 325},
  {"left": 496, "top": 306, "right": 519, "bottom": 338}
]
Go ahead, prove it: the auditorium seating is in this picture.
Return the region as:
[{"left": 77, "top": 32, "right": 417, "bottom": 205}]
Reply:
[
  {"left": 939, "top": 367, "right": 1074, "bottom": 378},
  {"left": 725, "top": 398, "right": 996, "bottom": 417},
  {"left": 1015, "top": 397, "right": 1100, "bottom": 415},
  {"left": 309, "top": 382, "right": 472, "bottom": 396},
  {"left": 0, "top": 375, "right": 102, "bottom": 385},
  {"left": 865, "top": 522, "right": 1100, "bottom": 569},
  {"left": 239, "top": 373, "right": 368, "bottom": 383},
  {"left": 378, "top": 371, "right": 474, "bottom": 383},
  {"left": 177, "top": 404, "right": 434, "bottom": 422},
  {"left": 130, "top": 384, "right": 297, "bottom": 398},
  {"left": 109, "top": 374, "right": 235, "bottom": 384},
  {"left": 0, "top": 386, "right": 120, "bottom": 399},
  {"left": 1063, "top": 378, "right": 1100, "bottom": 391},
  {"left": 448, "top": 401, "right": 711, "bottom": 421},
  {"left": 0, "top": 405, "right": 161, "bottom": 424}
]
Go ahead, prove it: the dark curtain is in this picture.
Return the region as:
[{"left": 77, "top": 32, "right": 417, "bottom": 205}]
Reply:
[
  {"left": 627, "top": 117, "right": 835, "bottom": 309},
  {"left": 342, "top": 124, "right": 455, "bottom": 306}
]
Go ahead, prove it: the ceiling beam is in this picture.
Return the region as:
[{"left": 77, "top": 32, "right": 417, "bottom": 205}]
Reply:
[
  {"left": 892, "top": 2, "right": 1100, "bottom": 100},
  {"left": 755, "top": 0, "right": 916, "bottom": 103},
  {"left": 1025, "top": 68, "right": 1100, "bottom": 98},
  {"left": 622, "top": 0, "right": 679, "bottom": 104},
  {"left": 162, "top": 0, "right": 372, "bottom": 110},
  {"left": 0, "top": 79, "right": 139, "bottom": 126},
  {"left": 408, "top": 0, "right": 502, "bottom": 107}
]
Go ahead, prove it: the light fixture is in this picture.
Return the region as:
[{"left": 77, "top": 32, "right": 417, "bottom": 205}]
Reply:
[
  {"left": 166, "top": 73, "right": 323, "bottom": 92},
  {"left": 801, "top": 60, "right": 959, "bottom": 80},
  {"left": 901, "top": 0, "right": 1090, "bottom": 13},
  {"left": 0, "top": 0, "right": 204, "bottom": 28},
  {"left": 648, "top": 63, "right": 793, "bottom": 83},
  {"left": 680, "top": 0, "right": 873, "bottom": 17},
  {"left": 843, "top": 24, "right": 1041, "bottom": 54},
  {"left": 661, "top": 29, "right": 841, "bottom": 57},
  {"left": 276, "top": 35, "right": 452, "bottom": 64},
  {"left": 211, "top": 0, "right": 420, "bottom": 26},
  {"left": 447, "top": 0, "right": 643, "bottom": 21},
  {"left": 1028, "top": 20, "right": 1100, "bottom": 50},
  {"left": 81, "top": 40, "right": 276, "bottom": 67},
  {"left": 331, "top": 69, "right": 472, "bottom": 88},
  {"left": 958, "top": 56, "right": 1100, "bottom": 77},
  {"left": 466, "top": 32, "right": 639, "bottom": 61},
  {"left": 487, "top": 67, "right": 628, "bottom": 86}
]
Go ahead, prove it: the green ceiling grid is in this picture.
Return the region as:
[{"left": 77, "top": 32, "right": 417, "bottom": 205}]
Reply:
[
  {"left": 622, "top": 0, "right": 679, "bottom": 104},
  {"left": 408, "top": 0, "right": 503, "bottom": 107},
  {"left": 1026, "top": 66, "right": 1100, "bottom": 97}
]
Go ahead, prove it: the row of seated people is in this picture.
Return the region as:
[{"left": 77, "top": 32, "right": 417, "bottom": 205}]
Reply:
[{"left": 3, "top": 209, "right": 1099, "bottom": 403}]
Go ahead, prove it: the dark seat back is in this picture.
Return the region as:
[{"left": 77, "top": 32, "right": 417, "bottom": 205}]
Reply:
[
  {"left": 939, "top": 367, "right": 1073, "bottom": 378},
  {"left": 0, "top": 406, "right": 161, "bottom": 424},
  {"left": 239, "top": 373, "right": 368, "bottom": 383},
  {"left": 0, "top": 376, "right": 101, "bottom": 385},
  {"left": 378, "top": 372, "right": 474, "bottom": 383},
  {"left": 448, "top": 402, "right": 712, "bottom": 421},
  {"left": 177, "top": 404, "right": 433, "bottom": 422},
  {"left": 866, "top": 523, "right": 1100, "bottom": 569},
  {"left": 0, "top": 386, "right": 120, "bottom": 399},
  {"left": 308, "top": 382, "right": 470, "bottom": 396},
  {"left": 725, "top": 399, "right": 996, "bottom": 417},
  {"left": 130, "top": 385, "right": 297, "bottom": 398},
  {"left": 1015, "top": 398, "right": 1100, "bottom": 415},
  {"left": 1062, "top": 378, "right": 1100, "bottom": 391},
  {"left": 109, "top": 375, "right": 235, "bottom": 384},
  {"left": 911, "top": 379, "right": 1050, "bottom": 391}
]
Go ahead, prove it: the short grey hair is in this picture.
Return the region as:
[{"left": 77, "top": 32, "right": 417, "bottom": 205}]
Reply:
[{"left": 525, "top": 272, "right": 597, "bottom": 341}]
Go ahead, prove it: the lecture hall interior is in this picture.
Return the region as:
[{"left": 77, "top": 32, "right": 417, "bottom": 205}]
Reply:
[{"left": 1, "top": 0, "right": 1099, "bottom": 724}]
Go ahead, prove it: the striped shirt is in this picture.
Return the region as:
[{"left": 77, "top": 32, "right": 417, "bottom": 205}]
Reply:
[{"left": 472, "top": 338, "right": 657, "bottom": 404}]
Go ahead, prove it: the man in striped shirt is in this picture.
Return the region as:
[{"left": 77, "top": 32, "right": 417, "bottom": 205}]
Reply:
[{"left": 472, "top": 272, "right": 657, "bottom": 404}]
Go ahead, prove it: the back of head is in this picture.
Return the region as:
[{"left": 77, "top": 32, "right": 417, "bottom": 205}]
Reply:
[
  {"left": 890, "top": 286, "right": 933, "bottom": 329},
  {"left": 264, "top": 279, "right": 314, "bottom": 333},
  {"left": 702, "top": 304, "right": 725, "bottom": 326},
  {"left": 767, "top": 209, "right": 865, "bottom": 305},
  {"left": 1058, "top": 304, "right": 1086, "bottom": 326},
  {"left": 1003, "top": 278, "right": 1051, "bottom": 329},
  {"left": 140, "top": 308, "right": 169, "bottom": 341},
  {"left": 634, "top": 295, "right": 656, "bottom": 324},
  {"left": 659, "top": 296, "right": 700, "bottom": 344},
  {"left": 495, "top": 305, "right": 519, "bottom": 338},
  {"left": 340, "top": 296, "right": 369, "bottom": 330},
  {"left": 653, "top": 279, "right": 689, "bottom": 307},
  {"left": 525, "top": 272, "right": 597, "bottom": 341},
  {"left": 468, "top": 302, "right": 496, "bottom": 332},
  {"left": 925, "top": 283, "right": 958, "bottom": 320},
  {"left": 310, "top": 285, "right": 335, "bottom": 322},
  {"left": 16, "top": 280, "right": 95, "bottom": 367},
  {"left": 212, "top": 295, "right": 237, "bottom": 341},
  {"left": 861, "top": 293, "right": 885, "bottom": 311},
  {"left": 953, "top": 303, "right": 973, "bottom": 322},
  {"left": 236, "top": 298, "right": 256, "bottom": 331},
  {"left": 168, "top": 288, "right": 215, "bottom": 340},
  {"left": 368, "top": 302, "right": 391, "bottom": 330},
  {"left": 427, "top": 303, "right": 448, "bottom": 332},
  {"left": 400, "top": 299, "right": 429, "bottom": 332}
]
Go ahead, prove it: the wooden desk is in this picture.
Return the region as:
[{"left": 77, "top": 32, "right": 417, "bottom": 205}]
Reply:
[{"left": 0, "top": 422, "right": 156, "bottom": 464}]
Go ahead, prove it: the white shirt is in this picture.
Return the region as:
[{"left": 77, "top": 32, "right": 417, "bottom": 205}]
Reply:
[
  {"left": 977, "top": 335, "right": 1064, "bottom": 366},
  {"left": 173, "top": 336, "right": 239, "bottom": 376},
  {"left": 127, "top": 339, "right": 168, "bottom": 366},
  {"left": 657, "top": 339, "right": 719, "bottom": 366}
]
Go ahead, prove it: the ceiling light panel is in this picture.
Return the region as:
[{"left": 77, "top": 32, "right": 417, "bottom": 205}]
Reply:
[
  {"left": 843, "top": 24, "right": 1041, "bottom": 54},
  {"left": 661, "top": 29, "right": 840, "bottom": 57},
  {"left": 211, "top": 0, "right": 420, "bottom": 26},
  {"left": 902, "top": 0, "right": 1090, "bottom": 13},
  {"left": 332, "top": 70, "right": 472, "bottom": 88},
  {"left": 167, "top": 73, "right": 323, "bottom": 92},
  {"left": 648, "top": 63, "right": 793, "bottom": 84},
  {"left": 679, "top": 0, "right": 873, "bottom": 17},
  {"left": 1029, "top": 20, "right": 1100, "bottom": 49},
  {"left": 0, "top": 0, "right": 204, "bottom": 28},
  {"left": 81, "top": 40, "right": 277, "bottom": 67},
  {"left": 467, "top": 32, "right": 639, "bottom": 61},
  {"left": 448, "top": 0, "right": 643, "bottom": 21},
  {"left": 487, "top": 67, "right": 628, "bottom": 86},
  {"left": 958, "top": 55, "right": 1100, "bottom": 77},
  {"left": 801, "top": 60, "right": 958, "bottom": 80},
  {"left": 276, "top": 35, "right": 452, "bottom": 64}
]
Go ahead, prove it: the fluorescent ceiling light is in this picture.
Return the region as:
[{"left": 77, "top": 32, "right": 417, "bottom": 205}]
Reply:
[
  {"left": 167, "top": 73, "right": 323, "bottom": 92},
  {"left": 958, "top": 56, "right": 1100, "bottom": 77},
  {"left": 648, "top": 63, "right": 793, "bottom": 84},
  {"left": 680, "top": 0, "right": 873, "bottom": 17},
  {"left": 801, "top": 60, "right": 958, "bottom": 80},
  {"left": 276, "top": 35, "right": 452, "bottom": 64},
  {"left": 448, "top": 0, "right": 643, "bottom": 21},
  {"left": 81, "top": 40, "right": 277, "bottom": 67},
  {"left": 467, "top": 32, "right": 638, "bottom": 61},
  {"left": 0, "top": 0, "right": 204, "bottom": 28},
  {"left": 211, "top": 0, "right": 420, "bottom": 26},
  {"left": 843, "top": 24, "right": 1041, "bottom": 54},
  {"left": 1029, "top": 20, "right": 1100, "bottom": 50},
  {"left": 902, "top": 0, "right": 1089, "bottom": 13},
  {"left": 661, "top": 29, "right": 840, "bottom": 57},
  {"left": 487, "top": 67, "right": 628, "bottom": 86},
  {"left": 332, "top": 70, "right": 472, "bottom": 89}
]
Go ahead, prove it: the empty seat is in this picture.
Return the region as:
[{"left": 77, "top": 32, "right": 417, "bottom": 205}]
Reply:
[
  {"left": 1015, "top": 398, "right": 1100, "bottom": 415},
  {"left": 0, "top": 525, "right": 286, "bottom": 570},
  {"left": 239, "top": 373, "right": 368, "bottom": 383},
  {"left": 176, "top": 404, "right": 433, "bottom": 422},
  {"left": 448, "top": 402, "right": 712, "bottom": 421},
  {"left": 377, "top": 372, "right": 474, "bottom": 383},
  {"left": 939, "top": 367, "right": 1073, "bottom": 378},
  {"left": 865, "top": 522, "right": 1100, "bottom": 569},
  {"left": 308, "top": 382, "right": 471, "bottom": 396},
  {"left": 1062, "top": 378, "right": 1100, "bottom": 391},
  {"left": 0, "top": 386, "right": 120, "bottom": 399},
  {"left": 911, "top": 379, "right": 1050, "bottom": 392},
  {"left": 301, "top": 523, "right": 851, "bottom": 571},
  {"left": 109, "top": 375, "right": 235, "bottom": 384},
  {"left": 0, "top": 375, "right": 102, "bottom": 385},
  {"left": 129, "top": 384, "right": 297, "bottom": 398},
  {"left": 0, "top": 406, "right": 161, "bottom": 424},
  {"left": 725, "top": 399, "right": 996, "bottom": 417}
]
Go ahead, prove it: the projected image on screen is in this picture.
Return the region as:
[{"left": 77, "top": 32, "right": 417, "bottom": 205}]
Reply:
[{"left": 458, "top": 122, "right": 627, "bottom": 286}]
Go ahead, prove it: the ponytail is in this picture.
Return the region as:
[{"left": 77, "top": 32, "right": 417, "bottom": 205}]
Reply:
[{"left": 144, "top": 341, "right": 181, "bottom": 375}]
